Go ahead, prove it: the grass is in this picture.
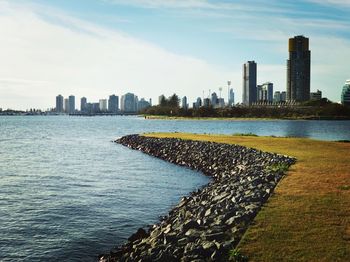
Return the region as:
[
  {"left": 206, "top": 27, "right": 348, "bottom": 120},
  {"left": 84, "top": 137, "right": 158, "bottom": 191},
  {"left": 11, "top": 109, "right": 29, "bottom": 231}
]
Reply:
[
  {"left": 143, "top": 115, "right": 282, "bottom": 121},
  {"left": 144, "top": 132, "right": 350, "bottom": 261}
]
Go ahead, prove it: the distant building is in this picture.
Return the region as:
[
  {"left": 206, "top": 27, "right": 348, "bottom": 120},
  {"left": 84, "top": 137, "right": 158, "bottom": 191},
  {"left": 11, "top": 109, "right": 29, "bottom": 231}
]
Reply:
[
  {"left": 287, "top": 35, "right": 311, "bottom": 102},
  {"left": 310, "top": 90, "right": 322, "bottom": 100},
  {"left": 211, "top": 92, "right": 218, "bottom": 107},
  {"left": 242, "top": 61, "right": 257, "bottom": 105},
  {"left": 341, "top": 80, "right": 350, "bottom": 106},
  {"left": 203, "top": 98, "right": 211, "bottom": 107},
  {"left": 64, "top": 98, "right": 69, "bottom": 113},
  {"left": 281, "top": 91, "right": 287, "bottom": 102},
  {"left": 181, "top": 96, "right": 188, "bottom": 109},
  {"left": 99, "top": 99, "right": 107, "bottom": 112},
  {"left": 68, "top": 95, "right": 75, "bottom": 114},
  {"left": 121, "top": 93, "right": 138, "bottom": 113},
  {"left": 274, "top": 91, "right": 287, "bottom": 103},
  {"left": 138, "top": 98, "right": 151, "bottom": 112},
  {"left": 195, "top": 97, "right": 202, "bottom": 108},
  {"left": 81, "top": 97, "right": 87, "bottom": 112},
  {"left": 217, "top": 98, "right": 225, "bottom": 108},
  {"left": 228, "top": 88, "right": 235, "bottom": 106},
  {"left": 108, "top": 95, "right": 119, "bottom": 113},
  {"left": 258, "top": 82, "right": 273, "bottom": 103},
  {"left": 274, "top": 91, "right": 281, "bottom": 103},
  {"left": 56, "top": 95, "right": 64, "bottom": 113}
]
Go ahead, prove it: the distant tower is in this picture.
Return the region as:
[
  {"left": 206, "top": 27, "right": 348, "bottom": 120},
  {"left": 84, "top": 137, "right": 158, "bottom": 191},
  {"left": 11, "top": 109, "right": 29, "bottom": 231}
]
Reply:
[
  {"left": 242, "top": 61, "right": 257, "bottom": 105},
  {"left": 108, "top": 95, "right": 119, "bottom": 113},
  {"left": 81, "top": 97, "right": 87, "bottom": 112},
  {"left": 181, "top": 96, "right": 188, "bottom": 110},
  {"left": 227, "top": 81, "right": 231, "bottom": 105},
  {"left": 287, "top": 35, "right": 311, "bottom": 102},
  {"left": 68, "top": 95, "right": 75, "bottom": 114},
  {"left": 56, "top": 94, "right": 63, "bottom": 113}
]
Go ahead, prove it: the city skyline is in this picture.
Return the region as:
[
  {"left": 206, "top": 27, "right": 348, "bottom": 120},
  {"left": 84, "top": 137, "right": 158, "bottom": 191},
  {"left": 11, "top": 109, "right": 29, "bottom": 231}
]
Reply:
[{"left": 1, "top": 0, "right": 350, "bottom": 110}]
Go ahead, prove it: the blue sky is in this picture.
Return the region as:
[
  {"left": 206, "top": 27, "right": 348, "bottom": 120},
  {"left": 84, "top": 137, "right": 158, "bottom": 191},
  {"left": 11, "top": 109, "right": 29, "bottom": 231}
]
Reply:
[{"left": 0, "top": 0, "right": 350, "bottom": 109}]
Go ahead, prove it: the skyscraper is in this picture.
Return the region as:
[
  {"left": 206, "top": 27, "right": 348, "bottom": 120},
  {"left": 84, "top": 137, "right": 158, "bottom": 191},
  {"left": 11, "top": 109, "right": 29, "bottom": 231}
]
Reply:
[
  {"left": 121, "top": 93, "right": 138, "bottom": 113},
  {"left": 229, "top": 88, "right": 235, "bottom": 106},
  {"left": 181, "top": 96, "right": 188, "bottom": 109},
  {"left": 108, "top": 95, "right": 119, "bottom": 113},
  {"left": 56, "top": 94, "right": 63, "bottom": 113},
  {"left": 99, "top": 99, "right": 107, "bottom": 111},
  {"left": 242, "top": 61, "right": 257, "bottom": 105},
  {"left": 287, "top": 35, "right": 311, "bottom": 102},
  {"left": 68, "top": 95, "right": 75, "bottom": 114},
  {"left": 64, "top": 98, "right": 69, "bottom": 113},
  {"left": 81, "top": 97, "right": 87, "bottom": 112}
]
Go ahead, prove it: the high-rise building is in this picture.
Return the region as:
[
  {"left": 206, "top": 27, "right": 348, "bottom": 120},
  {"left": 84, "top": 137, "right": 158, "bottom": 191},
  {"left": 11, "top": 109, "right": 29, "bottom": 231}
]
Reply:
[
  {"left": 121, "top": 93, "right": 138, "bottom": 113},
  {"left": 258, "top": 82, "right": 274, "bottom": 103},
  {"left": 99, "top": 99, "right": 107, "bottom": 111},
  {"left": 108, "top": 95, "right": 119, "bottom": 113},
  {"left": 181, "top": 96, "right": 188, "bottom": 109},
  {"left": 287, "top": 35, "right": 311, "bottom": 102},
  {"left": 242, "top": 61, "right": 257, "bottom": 105},
  {"left": 195, "top": 97, "right": 202, "bottom": 109},
  {"left": 310, "top": 90, "right": 322, "bottom": 101},
  {"left": 81, "top": 97, "right": 87, "bottom": 112},
  {"left": 228, "top": 88, "right": 235, "bottom": 106},
  {"left": 281, "top": 91, "right": 287, "bottom": 102},
  {"left": 211, "top": 92, "right": 218, "bottom": 107},
  {"left": 64, "top": 98, "right": 69, "bottom": 113},
  {"left": 56, "top": 95, "right": 63, "bottom": 113},
  {"left": 273, "top": 91, "right": 281, "bottom": 103},
  {"left": 137, "top": 98, "right": 151, "bottom": 112},
  {"left": 341, "top": 80, "right": 350, "bottom": 106},
  {"left": 68, "top": 95, "right": 75, "bottom": 114},
  {"left": 203, "top": 98, "right": 211, "bottom": 107}
]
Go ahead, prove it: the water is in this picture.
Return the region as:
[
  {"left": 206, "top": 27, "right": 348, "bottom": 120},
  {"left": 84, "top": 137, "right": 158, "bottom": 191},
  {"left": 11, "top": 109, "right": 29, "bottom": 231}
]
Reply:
[{"left": 0, "top": 116, "right": 349, "bottom": 261}]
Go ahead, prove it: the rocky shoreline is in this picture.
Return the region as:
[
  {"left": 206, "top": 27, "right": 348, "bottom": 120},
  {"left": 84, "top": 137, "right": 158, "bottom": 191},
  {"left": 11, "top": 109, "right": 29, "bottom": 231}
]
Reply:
[{"left": 99, "top": 135, "right": 295, "bottom": 261}]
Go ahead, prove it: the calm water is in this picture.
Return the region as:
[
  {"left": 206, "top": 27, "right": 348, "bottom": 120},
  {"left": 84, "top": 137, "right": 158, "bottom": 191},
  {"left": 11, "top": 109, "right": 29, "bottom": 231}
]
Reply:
[{"left": 1, "top": 116, "right": 349, "bottom": 261}]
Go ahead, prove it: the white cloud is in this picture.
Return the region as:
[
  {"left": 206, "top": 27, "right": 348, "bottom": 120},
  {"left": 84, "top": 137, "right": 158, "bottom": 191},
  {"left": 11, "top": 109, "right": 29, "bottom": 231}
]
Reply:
[{"left": 0, "top": 0, "right": 235, "bottom": 110}]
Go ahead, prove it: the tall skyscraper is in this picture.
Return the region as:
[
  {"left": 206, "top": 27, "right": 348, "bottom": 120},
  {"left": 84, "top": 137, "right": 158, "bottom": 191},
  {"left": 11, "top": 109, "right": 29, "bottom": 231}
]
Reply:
[
  {"left": 121, "top": 93, "right": 138, "bottom": 113},
  {"left": 99, "top": 99, "right": 107, "bottom": 111},
  {"left": 108, "top": 95, "right": 119, "bottom": 113},
  {"left": 68, "top": 95, "right": 75, "bottom": 114},
  {"left": 56, "top": 94, "right": 63, "bottom": 113},
  {"left": 229, "top": 88, "right": 235, "bottom": 106},
  {"left": 81, "top": 97, "right": 87, "bottom": 112},
  {"left": 211, "top": 92, "right": 218, "bottom": 107},
  {"left": 181, "top": 96, "right": 188, "bottom": 109},
  {"left": 287, "top": 35, "right": 311, "bottom": 102},
  {"left": 242, "top": 61, "right": 257, "bottom": 105},
  {"left": 64, "top": 98, "right": 69, "bottom": 113}
]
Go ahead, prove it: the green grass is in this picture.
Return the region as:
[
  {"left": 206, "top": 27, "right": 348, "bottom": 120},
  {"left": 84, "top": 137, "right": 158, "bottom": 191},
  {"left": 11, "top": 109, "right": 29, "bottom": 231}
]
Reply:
[{"left": 144, "top": 132, "right": 350, "bottom": 261}]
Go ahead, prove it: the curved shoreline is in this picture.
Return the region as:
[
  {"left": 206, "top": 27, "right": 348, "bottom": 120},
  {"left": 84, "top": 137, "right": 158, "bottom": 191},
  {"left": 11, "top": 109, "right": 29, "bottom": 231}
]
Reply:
[{"left": 100, "top": 135, "right": 295, "bottom": 261}]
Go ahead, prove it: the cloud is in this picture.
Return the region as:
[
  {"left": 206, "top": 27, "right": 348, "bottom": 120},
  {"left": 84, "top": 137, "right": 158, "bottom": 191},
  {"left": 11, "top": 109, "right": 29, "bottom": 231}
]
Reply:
[
  {"left": 0, "top": 0, "right": 234, "bottom": 110},
  {"left": 306, "top": 0, "right": 350, "bottom": 8}
]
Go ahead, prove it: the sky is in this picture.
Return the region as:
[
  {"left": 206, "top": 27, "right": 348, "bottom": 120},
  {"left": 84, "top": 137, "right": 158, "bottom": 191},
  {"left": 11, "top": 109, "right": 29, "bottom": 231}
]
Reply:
[{"left": 0, "top": 0, "right": 349, "bottom": 110}]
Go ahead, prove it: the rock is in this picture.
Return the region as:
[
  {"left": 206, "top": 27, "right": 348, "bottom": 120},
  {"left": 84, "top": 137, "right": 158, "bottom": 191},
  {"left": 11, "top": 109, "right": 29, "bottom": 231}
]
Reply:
[
  {"left": 103, "top": 135, "right": 296, "bottom": 261},
  {"left": 128, "top": 228, "right": 149, "bottom": 242}
]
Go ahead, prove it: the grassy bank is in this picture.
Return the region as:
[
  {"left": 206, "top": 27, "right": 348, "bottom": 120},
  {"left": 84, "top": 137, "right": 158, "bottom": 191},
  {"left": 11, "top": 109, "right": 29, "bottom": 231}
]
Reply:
[
  {"left": 144, "top": 132, "right": 350, "bottom": 261},
  {"left": 143, "top": 115, "right": 283, "bottom": 121}
]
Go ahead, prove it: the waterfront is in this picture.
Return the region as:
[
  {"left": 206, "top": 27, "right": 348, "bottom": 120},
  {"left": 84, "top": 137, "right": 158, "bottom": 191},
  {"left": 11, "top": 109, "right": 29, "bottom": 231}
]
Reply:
[{"left": 1, "top": 116, "right": 350, "bottom": 261}]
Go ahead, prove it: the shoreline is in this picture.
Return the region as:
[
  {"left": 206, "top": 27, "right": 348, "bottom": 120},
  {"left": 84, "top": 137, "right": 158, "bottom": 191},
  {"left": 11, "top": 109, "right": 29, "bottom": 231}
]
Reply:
[
  {"left": 143, "top": 115, "right": 350, "bottom": 121},
  {"left": 100, "top": 135, "right": 295, "bottom": 261}
]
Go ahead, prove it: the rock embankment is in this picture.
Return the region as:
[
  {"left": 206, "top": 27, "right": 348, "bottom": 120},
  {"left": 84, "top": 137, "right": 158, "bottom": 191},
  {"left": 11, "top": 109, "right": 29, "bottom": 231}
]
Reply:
[{"left": 100, "top": 135, "right": 295, "bottom": 262}]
